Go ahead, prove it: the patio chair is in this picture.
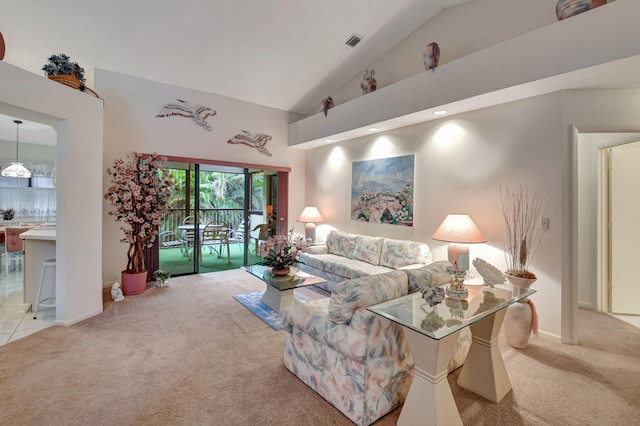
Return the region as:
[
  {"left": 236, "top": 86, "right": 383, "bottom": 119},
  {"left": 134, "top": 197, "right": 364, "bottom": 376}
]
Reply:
[
  {"left": 201, "top": 222, "right": 230, "bottom": 263},
  {"left": 159, "top": 231, "right": 182, "bottom": 249},
  {"left": 251, "top": 223, "right": 269, "bottom": 254},
  {"left": 228, "top": 222, "right": 246, "bottom": 246}
]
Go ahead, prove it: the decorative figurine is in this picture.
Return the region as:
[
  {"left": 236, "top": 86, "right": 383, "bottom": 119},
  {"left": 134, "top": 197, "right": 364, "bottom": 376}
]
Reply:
[
  {"left": 360, "top": 69, "right": 377, "bottom": 94},
  {"left": 111, "top": 282, "right": 124, "bottom": 302},
  {"left": 421, "top": 286, "right": 445, "bottom": 307},
  {"left": 322, "top": 96, "right": 335, "bottom": 116},
  {"left": 423, "top": 42, "right": 440, "bottom": 72},
  {"left": 446, "top": 263, "right": 468, "bottom": 299},
  {"left": 473, "top": 257, "right": 505, "bottom": 288}
]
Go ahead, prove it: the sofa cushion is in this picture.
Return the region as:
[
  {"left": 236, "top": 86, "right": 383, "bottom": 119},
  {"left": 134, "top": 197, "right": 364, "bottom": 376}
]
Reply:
[
  {"left": 299, "top": 253, "right": 346, "bottom": 271},
  {"left": 324, "top": 257, "right": 392, "bottom": 280},
  {"left": 379, "top": 238, "right": 431, "bottom": 269},
  {"left": 403, "top": 260, "right": 452, "bottom": 292},
  {"left": 328, "top": 271, "right": 409, "bottom": 324},
  {"left": 351, "top": 235, "right": 384, "bottom": 265},
  {"left": 326, "top": 231, "right": 356, "bottom": 258}
]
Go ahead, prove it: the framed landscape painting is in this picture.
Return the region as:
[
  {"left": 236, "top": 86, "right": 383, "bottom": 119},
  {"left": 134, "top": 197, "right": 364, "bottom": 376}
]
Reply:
[{"left": 351, "top": 155, "right": 414, "bottom": 226}]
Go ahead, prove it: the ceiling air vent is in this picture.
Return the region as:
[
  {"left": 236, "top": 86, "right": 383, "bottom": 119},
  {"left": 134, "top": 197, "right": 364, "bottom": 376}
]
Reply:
[{"left": 345, "top": 34, "right": 362, "bottom": 47}]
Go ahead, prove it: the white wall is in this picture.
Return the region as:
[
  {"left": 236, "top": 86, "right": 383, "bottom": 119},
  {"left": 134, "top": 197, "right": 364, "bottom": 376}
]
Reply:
[
  {"left": 303, "top": 88, "right": 640, "bottom": 342},
  {"left": 318, "top": 0, "right": 558, "bottom": 114},
  {"left": 93, "top": 69, "right": 306, "bottom": 284},
  {"left": 0, "top": 141, "right": 56, "bottom": 163},
  {"left": 306, "top": 92, "right": 564, "bottom": 336},
  {"left": 0, "top": 61, "right": 104, "bottom": 326}
]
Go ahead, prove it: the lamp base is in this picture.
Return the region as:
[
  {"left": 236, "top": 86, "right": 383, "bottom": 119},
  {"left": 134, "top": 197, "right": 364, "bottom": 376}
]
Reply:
[
  {"left": 304, "top": 222, "right": 316, "bottom": 243},
  {"left": 447, "top": 243, "right": 470, "bottom": 271}
]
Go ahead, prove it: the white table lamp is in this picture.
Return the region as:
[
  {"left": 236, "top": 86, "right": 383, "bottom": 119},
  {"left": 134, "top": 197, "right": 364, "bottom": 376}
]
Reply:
[
  {"left": 432, "top": 213, "right": 486, "bottom": 272},
  {"left": 297, "top": 207, "right": 325, "bottom": 243}
]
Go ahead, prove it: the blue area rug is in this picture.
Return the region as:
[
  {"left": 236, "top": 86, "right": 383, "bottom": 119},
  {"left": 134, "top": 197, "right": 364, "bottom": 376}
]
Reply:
[{"left": 233, "top": 291, "right": 308, "bottom": 330}]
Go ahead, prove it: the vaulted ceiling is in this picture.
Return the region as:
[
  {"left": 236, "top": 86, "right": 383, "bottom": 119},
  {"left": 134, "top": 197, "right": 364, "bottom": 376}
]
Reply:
[{"left": 2, "top": 0, "right": 472, "bottom": 117}]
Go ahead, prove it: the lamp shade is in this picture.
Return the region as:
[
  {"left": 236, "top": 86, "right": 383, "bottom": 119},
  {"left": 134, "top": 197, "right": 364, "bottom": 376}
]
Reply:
[
  {"left": 297, "top": 207, "right": 325, "bottom": 223},
  {"left": 1, "top": 120, "right": 31, "bottom": 179},
  {"left": 432, "top": 214, "right": 486, "bottom": 244}
]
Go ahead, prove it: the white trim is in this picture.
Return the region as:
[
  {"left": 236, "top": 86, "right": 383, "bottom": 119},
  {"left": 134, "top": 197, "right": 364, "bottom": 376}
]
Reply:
[
  {"left": 578, "top": 301, "right": 593, "bottom": 310},
  {"left": 54, "top": 308, "right": 103, "bottom": 327}
]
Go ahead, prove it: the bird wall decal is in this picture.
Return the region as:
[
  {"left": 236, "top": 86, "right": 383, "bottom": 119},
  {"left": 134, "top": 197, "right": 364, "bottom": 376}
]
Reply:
[
  {"left": 156, "top": 99, "right": 217, "bottom": 131},
  {"left": 227, "top": 130, "right": 273, "bottom": 157}
]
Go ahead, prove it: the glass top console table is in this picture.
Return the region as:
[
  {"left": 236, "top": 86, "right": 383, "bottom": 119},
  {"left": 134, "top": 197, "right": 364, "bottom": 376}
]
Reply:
[
  {"left": 368, "top": 284, "right": 536, "bottom": 426},
  {"left": 241, "top": 264, "right": 326, "bottom": 313}
]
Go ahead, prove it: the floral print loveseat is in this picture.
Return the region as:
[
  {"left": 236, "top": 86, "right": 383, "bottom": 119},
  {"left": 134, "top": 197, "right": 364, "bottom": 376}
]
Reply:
[
  {"left": 282, "top": 265, "right": 472, "bottom": 426},
  {"left": 299, "top": 230, "right": 433, "bottom": 293}
]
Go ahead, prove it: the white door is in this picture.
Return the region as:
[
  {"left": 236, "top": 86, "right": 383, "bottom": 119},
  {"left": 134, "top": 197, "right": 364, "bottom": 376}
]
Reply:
[{"left": 610, "top": 145, "right": 640, "bottom": 315}]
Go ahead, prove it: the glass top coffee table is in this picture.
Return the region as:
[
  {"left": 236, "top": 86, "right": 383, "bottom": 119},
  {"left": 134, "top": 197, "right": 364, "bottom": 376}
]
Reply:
[
  {"left": 241, "top": 264, "right": 326, "bottom": 313},
  {"left": 368, "top": 283, "right": 536, "bottom": 426}
]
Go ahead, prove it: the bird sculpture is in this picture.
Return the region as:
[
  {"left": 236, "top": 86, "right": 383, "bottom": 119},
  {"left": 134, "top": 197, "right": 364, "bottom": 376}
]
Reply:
[
  {"left": 227, "top": 130, "right": 273, "bottom": 157},
  {"left": 472, "top": 258, "right": 505, "bottom": 287},
  {"left": 156, "top": 99, "right": 217, "bottom": 131},
  {"left": 424, "top": 42, "right": 440, "bottom": 72},
  {"left": 322, "top": 96, "right": 335, "bottom": 117},
  {"left": 111, "top": 282, "right": 124, "bottom": 302}
]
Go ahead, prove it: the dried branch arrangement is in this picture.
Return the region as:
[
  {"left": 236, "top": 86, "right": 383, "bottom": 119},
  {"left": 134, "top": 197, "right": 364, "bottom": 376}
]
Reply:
[{"left": 495, "top": 184, "right": 552, "bottom": 279}]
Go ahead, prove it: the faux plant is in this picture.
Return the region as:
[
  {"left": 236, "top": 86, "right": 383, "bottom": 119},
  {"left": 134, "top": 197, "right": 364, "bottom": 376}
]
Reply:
[
  {"left": 258, "top": 229, "right": 306, "bottom": 271},
  {"left": 104, "top": 152, "right": 174, "bottom": 274},
  {"left": 1, "top": 207, "right": 15, "bottom": 220},
  {"left": 42, "top": 53, "right": 86, "bottom": 83},
  {"left": 495, "top": 184, "right": 552, "bottom": 279},
  {"left": 153, "top": 269, "right": 171, "bottom": 284}
]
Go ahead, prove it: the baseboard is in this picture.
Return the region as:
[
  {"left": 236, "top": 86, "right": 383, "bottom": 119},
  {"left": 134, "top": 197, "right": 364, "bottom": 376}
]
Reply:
[
  {"left": 534, "top": 329, "right": 562, "bottom": 344},
  {"left": 578, "top": 301, "right": 593, "bottom": 309},
  {"left": 54, "top": 307, "right": 103, "bottom": 326}
]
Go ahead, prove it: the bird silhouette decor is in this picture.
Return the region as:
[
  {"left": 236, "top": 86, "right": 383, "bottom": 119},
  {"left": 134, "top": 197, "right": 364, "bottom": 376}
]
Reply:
[
  {"left": 156, "top": 99, "right": 217, "bottom": 131},
  {"left": 227, "top": 130, "right": 273, "bottom": 157},
  {"left": 322, "top": 96, "right": 335, "bottom": 116},
  {"left": 424, "top": 42, "right": 440, "bottom": 72}
]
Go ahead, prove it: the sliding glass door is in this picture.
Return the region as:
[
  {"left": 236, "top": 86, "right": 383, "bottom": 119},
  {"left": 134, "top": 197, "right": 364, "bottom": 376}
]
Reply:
[{"left": 155, "top": 159, "right": 285, "bottom": 277}]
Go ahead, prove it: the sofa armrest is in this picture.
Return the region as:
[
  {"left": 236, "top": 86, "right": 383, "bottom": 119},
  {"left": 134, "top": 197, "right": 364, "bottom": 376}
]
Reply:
[
  {"left": 328, "top": 270, "right": 408, "bottom": 324},
  {"left": 304, "top": 244, "right": 328, "bottom": 254}
]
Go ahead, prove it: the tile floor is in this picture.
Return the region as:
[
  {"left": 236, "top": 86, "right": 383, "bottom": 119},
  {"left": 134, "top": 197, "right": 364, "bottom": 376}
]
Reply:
[{"left": 0, "top": 265, "right": 56, "bottom": 346}]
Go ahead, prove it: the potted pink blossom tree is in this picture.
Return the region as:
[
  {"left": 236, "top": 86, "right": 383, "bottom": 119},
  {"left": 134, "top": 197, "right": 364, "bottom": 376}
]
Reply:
[{"left": 104, "top": 152, "right": 173, "bottom": 295}]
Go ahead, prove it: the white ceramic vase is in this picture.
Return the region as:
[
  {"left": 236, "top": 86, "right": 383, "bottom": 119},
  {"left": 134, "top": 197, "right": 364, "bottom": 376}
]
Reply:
[{"left": 503, "top": 274, "right": 537, "bottom": 349}]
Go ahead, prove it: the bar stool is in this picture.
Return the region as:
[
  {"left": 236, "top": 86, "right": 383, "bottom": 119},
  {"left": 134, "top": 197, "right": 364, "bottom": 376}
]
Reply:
[{"left": 33, "top": 258, "right": 56, "bottom": 319}]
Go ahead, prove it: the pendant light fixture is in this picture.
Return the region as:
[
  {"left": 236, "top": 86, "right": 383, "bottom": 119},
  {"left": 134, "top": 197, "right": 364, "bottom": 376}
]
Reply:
[{"left": 2, "top": 119, "right": 32, "bottom": 178}]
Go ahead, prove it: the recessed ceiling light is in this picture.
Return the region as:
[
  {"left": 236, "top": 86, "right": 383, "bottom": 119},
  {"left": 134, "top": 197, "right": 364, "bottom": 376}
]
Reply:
[
  {"left": 324, "top": 139, "right": 332, "bottom": 143},
  {"left": 433, "top": 110, "right": 448, "bottom": 116},
  {"left": 368, "top": 127, "right": 379, "bottom": 132}
]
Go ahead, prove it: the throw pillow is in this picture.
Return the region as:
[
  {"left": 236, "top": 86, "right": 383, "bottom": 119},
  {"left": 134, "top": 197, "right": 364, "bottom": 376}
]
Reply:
[{"left": 404, "top": 260, "right": 452, "bottom": 293}]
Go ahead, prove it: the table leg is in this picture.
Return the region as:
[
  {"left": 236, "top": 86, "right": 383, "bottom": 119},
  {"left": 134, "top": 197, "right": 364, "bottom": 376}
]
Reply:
[
  {"left": 399, "top": 327, "right": 462, "bottom": 426},
  {"left": 260, "top": 286, "right": 294, "bottom": 313},
  {"left": 457, "top": 308, "right": 512, "bottom": 403}
]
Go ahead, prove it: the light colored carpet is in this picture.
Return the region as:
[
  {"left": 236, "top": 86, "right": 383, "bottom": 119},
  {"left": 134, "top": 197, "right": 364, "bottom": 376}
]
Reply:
[{"left": 0, "top": 269, "right": 638, "bottom": 425}]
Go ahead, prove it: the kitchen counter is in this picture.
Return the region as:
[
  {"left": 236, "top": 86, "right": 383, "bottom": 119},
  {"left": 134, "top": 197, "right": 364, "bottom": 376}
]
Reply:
[{"left": 20, "top": 227, "right": 56, "bottom": 310}]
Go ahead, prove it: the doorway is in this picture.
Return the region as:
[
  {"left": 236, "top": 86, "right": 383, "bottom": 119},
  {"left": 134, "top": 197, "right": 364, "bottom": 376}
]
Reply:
[
  {"left": 152, "top": 157, "right": 288, "bottom": 277},
  {"left": 600, "top": 142, "right": 640, "bottom": 318}
]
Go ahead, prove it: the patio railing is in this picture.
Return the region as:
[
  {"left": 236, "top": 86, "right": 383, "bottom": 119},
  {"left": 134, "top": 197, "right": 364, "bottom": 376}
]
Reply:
[{"left": 160, "top": 208, "right": 263, "bottom": 241}]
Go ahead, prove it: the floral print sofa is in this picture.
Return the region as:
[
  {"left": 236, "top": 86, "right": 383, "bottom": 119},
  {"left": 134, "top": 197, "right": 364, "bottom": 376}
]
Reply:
[
  {"left": 282, "top": 265, "right": 471, "bottom": 426},
  {"left": 299, "top": 230, "right": 433, "bottom": 293}
]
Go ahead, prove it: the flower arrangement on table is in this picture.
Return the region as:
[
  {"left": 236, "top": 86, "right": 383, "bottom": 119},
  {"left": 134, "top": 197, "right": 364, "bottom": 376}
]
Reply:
[
  {"left": 258, "top": 229, "right": 306, "bottom": 275},
  {"left": 153, "top": 269, "right": 171, "bottom": 287}
]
